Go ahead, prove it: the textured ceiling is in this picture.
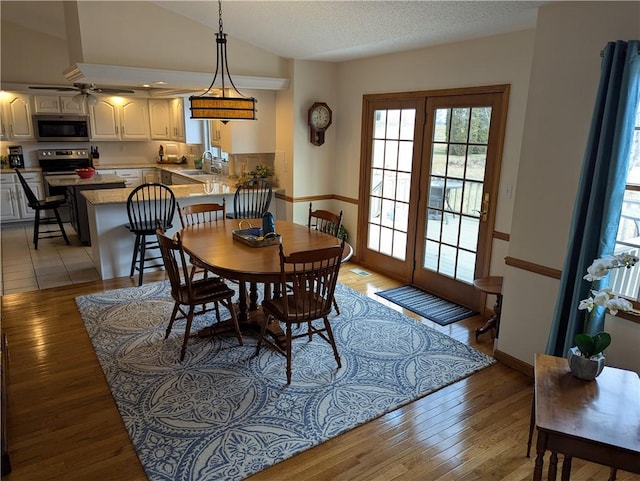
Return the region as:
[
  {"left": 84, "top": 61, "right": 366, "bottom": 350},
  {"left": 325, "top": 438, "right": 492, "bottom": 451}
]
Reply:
[
  {"left": 156, "top": 0, "right": 548, "bottom": 62},
  {"left": 2, "top": 1, "right": 548, "bottom": 62}
]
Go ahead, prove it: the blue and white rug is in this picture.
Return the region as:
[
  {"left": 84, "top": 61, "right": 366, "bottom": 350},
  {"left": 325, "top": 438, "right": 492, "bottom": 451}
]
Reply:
[{"left": 75, "top": 281, "right": 496, "bottom": 481}]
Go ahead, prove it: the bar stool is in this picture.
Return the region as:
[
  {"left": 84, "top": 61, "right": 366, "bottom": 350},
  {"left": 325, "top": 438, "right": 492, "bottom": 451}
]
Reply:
[
  {"left": 126, "top": 183, "right": 176, "bottom": 286},
  {"left": 473, "top": 276, "right": 503, "bottom": 339},
  {"left": 14, "top": 168, "right": 70, "bottom": 250}
]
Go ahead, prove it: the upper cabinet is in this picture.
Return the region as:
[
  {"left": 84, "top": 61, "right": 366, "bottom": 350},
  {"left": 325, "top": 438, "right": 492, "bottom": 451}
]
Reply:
[
  {"left": 0, "top": 93, "right": 34, "bottom": 141},
  {"left": 170, "top": 98, "right": 186, "bottom": 141},
  {"left": 33, "top": 95, "right": 87, "bottom": 115},
  {"left": 149, "top": 98, "right": 202, "bottom": 144},
  {"left": 89, "top": 97, "right": 150, "bottom": 141},
  {"left": 219, "top": 90, "right": 275, "bottom": 154},
  {"left": 149, "top": 99, "right": 172, "bottom": 140}
]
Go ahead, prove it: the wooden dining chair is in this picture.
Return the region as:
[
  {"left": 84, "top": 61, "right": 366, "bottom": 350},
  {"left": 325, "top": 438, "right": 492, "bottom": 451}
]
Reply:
[
  {"left": 308, "top": 202, "right": 343, "bottom": 314},
  {"left": 156, "top": 229, "right": 242, "bottom": 361},
  {"left": 126, "top": 183, "right": 176, "bottom": 286},
  {"left": 308, "top": 202, "right": 343, "bottom": 237},
  {"left": 227, "top": 178, "right": 272, "bottom": 219},
  {"left": 177, "top": 200, "right": 226, "bottom": 281},
  {"left": 15, "top": 168, "right": 70, "bottom": 250},
  {"left": 178, "top": 199, "right": 226, "bottom": 227},
  {"left": 256, "top": 241, "right": 345, "bottom": 384}
]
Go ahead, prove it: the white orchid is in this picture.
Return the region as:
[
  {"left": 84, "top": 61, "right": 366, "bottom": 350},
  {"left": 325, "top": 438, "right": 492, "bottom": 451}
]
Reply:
[
  {"left": 578, "top": 287, "right": 634, "bottom": 315},
  {"left": 576, "top": 253, "right": 638, "bottom": 358},
  {"left": 583, "top": 253, "right": 639, "bottom": 282}
]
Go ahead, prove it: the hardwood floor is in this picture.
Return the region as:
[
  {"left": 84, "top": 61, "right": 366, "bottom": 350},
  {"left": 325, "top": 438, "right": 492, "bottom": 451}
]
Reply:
[{"left": 1, "top": 264, "right": 633, "bottom": 480}]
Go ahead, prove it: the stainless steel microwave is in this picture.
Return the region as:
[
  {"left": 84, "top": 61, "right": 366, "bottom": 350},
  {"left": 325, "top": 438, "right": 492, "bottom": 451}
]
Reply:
[{"left": 33, "top": 114, "right": 90, "bottom": 142}]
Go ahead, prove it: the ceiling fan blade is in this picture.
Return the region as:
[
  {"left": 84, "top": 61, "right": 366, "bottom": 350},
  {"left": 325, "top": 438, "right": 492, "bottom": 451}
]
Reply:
[
  {"left": 93, "top": 87, "right": 135, "bottom": 94},
  {"left": 29, "top": 86, "right": 79, "bottom": 92}
]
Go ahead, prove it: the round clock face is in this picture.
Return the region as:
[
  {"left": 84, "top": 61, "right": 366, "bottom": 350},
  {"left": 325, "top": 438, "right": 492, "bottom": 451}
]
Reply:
[{"left": 310, "top": 105, "right": 331, "bottom": 130}]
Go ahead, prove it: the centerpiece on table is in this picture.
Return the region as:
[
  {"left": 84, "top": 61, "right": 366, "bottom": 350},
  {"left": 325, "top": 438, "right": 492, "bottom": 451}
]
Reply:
[{"left": 570, "top": 252, "right": 638, "bottom": 380}]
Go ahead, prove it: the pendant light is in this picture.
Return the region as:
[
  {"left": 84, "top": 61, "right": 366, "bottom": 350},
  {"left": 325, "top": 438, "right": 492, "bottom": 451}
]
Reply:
[{"left": 189, "top": 0, "right": 256, "bottom": 121}]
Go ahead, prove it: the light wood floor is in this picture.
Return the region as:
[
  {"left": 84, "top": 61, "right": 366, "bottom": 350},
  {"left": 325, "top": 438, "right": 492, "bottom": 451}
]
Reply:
[{"left": 1, "top": 264, "right": 633, "bottom": 481}]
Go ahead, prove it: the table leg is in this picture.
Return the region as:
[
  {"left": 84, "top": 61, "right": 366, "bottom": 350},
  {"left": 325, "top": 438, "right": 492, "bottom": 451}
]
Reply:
[
  {"left": 527, "top": 394, "right": 535, "bottom": 457},
  {"left": 249, "top": 282, "right": 259, "bottom": 311},
  {"left": 608, "top": 467, "right": 617, "bottom": 481},
  {"left": 548, "top": 451, "right": 558, "bottom": 481},
  {"left": 475, "top": 293, "right": 502, "bottom": 339},
  {"left": 533, "top": 430, "right": 546, "bottom": 481},
  {"left": 561, "top": 456, "right": 572, "bottom": 481},
  {"left": 238, "top": 281, "right": 248, "bottom": 322}
]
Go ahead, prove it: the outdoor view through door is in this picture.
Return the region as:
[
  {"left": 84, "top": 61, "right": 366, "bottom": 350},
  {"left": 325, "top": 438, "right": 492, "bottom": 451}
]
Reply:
[{"left": 358, "top": 86, "right": 508, "bottom": 311}]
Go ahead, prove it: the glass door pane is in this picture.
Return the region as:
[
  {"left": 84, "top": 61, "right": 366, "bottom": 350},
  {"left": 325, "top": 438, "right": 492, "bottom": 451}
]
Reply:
[
  {"left": 367, "top": 108, "right": 416, "bottom": 261},
  {"left": 424, "top": 106, "right": 490, "bottom": 284}
]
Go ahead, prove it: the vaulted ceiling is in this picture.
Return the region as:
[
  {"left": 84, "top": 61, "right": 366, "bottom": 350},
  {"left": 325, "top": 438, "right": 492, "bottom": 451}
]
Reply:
[{"left": 2, "top": 1, "right": 548, "bottom": 62}]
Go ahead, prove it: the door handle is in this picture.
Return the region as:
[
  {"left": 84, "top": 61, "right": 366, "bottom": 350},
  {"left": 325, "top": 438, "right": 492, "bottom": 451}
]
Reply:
[{"left": 475, "top": 193, "right": 489, "bottom": 222}]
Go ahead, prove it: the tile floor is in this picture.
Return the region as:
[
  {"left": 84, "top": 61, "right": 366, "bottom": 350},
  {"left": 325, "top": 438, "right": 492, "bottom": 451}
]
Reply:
[{"left": 1, "top": 222, "right": 101, "bottom": 295}]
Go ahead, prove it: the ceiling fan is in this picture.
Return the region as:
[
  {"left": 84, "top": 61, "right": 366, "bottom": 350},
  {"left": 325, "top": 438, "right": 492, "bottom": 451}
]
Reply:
[{"left": 29, "top": 82, "right": 135, "bottom": 106}]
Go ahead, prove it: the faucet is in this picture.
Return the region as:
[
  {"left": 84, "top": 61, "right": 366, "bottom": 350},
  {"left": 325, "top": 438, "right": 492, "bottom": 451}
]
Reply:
[{"left": 202, "top": 150, "right": 214, "bottom": 172}]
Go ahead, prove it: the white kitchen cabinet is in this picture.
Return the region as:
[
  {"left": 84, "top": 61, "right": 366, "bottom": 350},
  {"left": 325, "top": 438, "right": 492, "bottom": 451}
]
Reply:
[
  {"left": 0, "top": 182, "right": 20, "bottom": 221},
  {"left": 210, "top": 120, "right": 222, "bottom": 146},
  {"left": 1, "top": 172, "right": 42, "bottom": 222},
  {"left": 170, "top": 98, "right": 186, "bottom": 141},
  {"left": 149, "top": 99, "right": 172, "bottom": 140},
  {"left": 0, "top": 93, "right": 34, "bottom": 141},
  {"left": 33, "top": 95, "right": 87, "bottom": 115},
  {"left": 89, "top": 97, "right": 150, "bottom": 141},
  {"left": 219, "top": 90, "right": 275, "bottom": 153},
  {"left": 96, "top": 168, "right": 142, "bottom": 187},
  {"left": 149, "top": 98, "right": 201, "bottom": 144}
]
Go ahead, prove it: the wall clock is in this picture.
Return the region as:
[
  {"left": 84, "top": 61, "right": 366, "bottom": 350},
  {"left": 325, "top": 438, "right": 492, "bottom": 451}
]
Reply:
[{"left": 308, "top": 102, "right": 332, "bottom": 146}]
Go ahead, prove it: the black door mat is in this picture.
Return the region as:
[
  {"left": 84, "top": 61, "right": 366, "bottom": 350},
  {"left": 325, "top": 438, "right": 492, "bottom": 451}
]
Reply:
[{"left": 375, "top": 285, "right": 477, "bottom": 326}]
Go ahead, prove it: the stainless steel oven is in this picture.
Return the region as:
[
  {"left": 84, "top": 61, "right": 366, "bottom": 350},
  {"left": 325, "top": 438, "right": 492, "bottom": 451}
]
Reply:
[{"left": 38, "top": 149, "right": 92, "bottom": 222}]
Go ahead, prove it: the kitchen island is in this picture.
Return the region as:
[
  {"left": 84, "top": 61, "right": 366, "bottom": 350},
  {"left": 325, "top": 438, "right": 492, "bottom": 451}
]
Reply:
[
  {"left": 47, "top": 174, "right": 127, "bottom": 245},
  {"left": 82, "top": 183, "right": 282, "bottom": 280}
]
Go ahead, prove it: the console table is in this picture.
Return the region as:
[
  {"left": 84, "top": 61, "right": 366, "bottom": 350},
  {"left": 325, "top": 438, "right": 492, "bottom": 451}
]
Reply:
[{"left": 532, "top": 353, "right": 640, "bottom": 481}]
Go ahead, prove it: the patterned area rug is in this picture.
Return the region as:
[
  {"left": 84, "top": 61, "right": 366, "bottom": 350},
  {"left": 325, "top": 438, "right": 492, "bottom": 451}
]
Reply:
[
  {"left": 75, "top": 281, "right": 495, "bottom": 481},
  {"left": 375, "top": 285, "right": 478, "bottom": 326}
]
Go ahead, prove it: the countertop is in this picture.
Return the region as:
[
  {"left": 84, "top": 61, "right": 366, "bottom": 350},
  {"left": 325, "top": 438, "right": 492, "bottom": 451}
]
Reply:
[
  {"left": 81, "top": 183, "right": 235, "bottom": 205},
  {"left": 1, "top": 167, "right": 42, "bottom": 173},
  {"left": 45, "top": 173, "right": 126, "bottom": 187}
]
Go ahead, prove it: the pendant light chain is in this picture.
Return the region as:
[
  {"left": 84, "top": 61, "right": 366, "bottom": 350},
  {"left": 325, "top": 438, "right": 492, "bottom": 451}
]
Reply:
[
  {"left": 218, "top": 0, "right": 224, "bottom": 35},
  {"left": 188, "top": 0, "right": 257, "bottom": 120}
]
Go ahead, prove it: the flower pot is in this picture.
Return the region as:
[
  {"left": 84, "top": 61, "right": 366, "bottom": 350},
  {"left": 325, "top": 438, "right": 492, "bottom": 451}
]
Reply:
[{"left": 567, "top": 346, "right": 605, "bottom": 380}]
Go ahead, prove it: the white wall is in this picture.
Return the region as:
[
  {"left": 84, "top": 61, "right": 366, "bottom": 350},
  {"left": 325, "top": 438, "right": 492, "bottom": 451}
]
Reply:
[
  {"left": 290, "top": 60, "right": 339, "bottom": 224},
  {"left": 72, "top": 1, "right": 288, "bottom": 79},
  {"left": 0, "top": 21, "right": 70, "bottom": 85},
  {"left": 499, "top": 1, "right": 640, "bottom": 372}
]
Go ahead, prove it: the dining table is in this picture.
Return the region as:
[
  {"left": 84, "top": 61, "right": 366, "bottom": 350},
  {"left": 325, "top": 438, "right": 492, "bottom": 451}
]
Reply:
[{"left": 180, "top": 219, "right": 352, "bottom": 342}]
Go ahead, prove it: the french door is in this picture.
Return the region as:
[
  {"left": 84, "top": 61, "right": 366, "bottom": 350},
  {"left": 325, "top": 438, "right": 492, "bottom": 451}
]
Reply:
[{"left": 357, "top": 86, "right": 508, "bottom": 310}]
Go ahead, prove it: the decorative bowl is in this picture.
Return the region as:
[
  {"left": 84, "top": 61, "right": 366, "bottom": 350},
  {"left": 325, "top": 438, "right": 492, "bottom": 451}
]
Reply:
[{"left": 76, "top": 167, "right": 96, "bottom": 179}]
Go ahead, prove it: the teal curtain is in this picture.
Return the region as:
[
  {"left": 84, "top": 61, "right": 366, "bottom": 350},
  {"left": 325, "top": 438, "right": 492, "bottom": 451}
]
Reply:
[{"left": 547, "top": 40, "right": 640, "bottom": 357}]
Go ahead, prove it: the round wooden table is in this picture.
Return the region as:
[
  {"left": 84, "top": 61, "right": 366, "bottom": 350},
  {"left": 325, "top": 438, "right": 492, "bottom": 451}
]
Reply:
[
  {"left": 473, "top": 276, "right": 503, "bottom": 339},
  {"left": 180, "top": 219, "right": 351, "bottom": 323}
]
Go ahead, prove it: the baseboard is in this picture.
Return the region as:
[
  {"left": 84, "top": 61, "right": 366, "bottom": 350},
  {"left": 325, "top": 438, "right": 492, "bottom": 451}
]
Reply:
[{"left": 494, "top": 349, "right": 533, "bottom": 378}]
